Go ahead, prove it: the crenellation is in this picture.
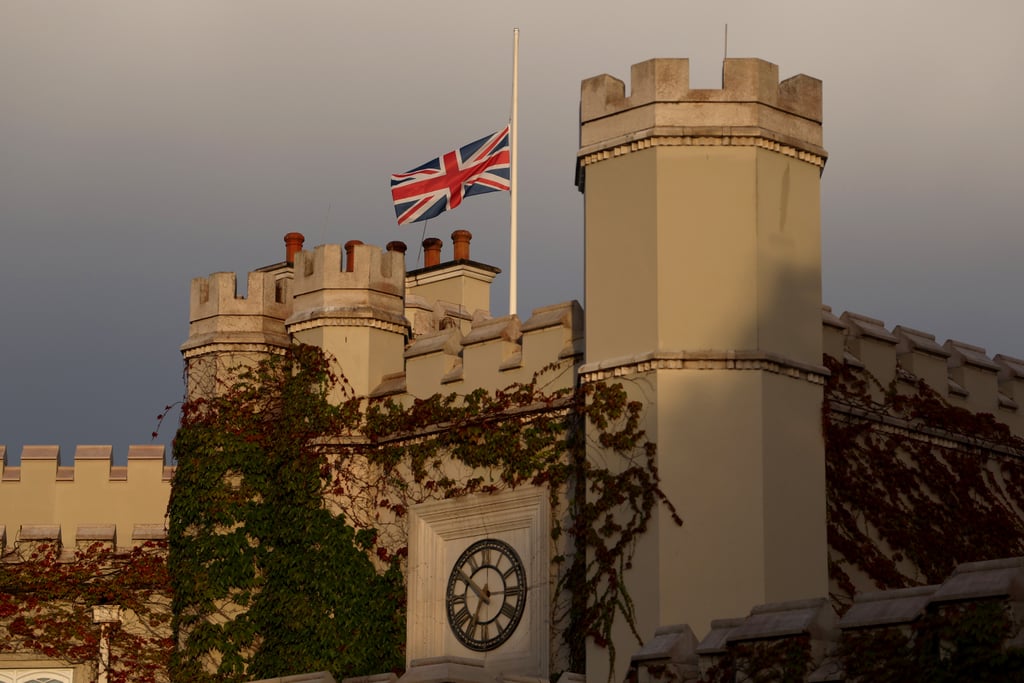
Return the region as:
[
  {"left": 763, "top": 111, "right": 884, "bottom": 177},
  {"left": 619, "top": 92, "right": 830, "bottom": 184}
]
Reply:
[
  {"left": 404, "top": 293, "right": 437, "bottom": 336},
  {"left": 627, "top": 58, "right": 690, "bottom": 106},
  {"left": 405, "top": 325, "right": 463, "bottom": 361},
  {"left": 838, "top": 585, "right": 937, "bottom": 630},
  {"left": 75, "top": 523, "right": 116, "bottom": 550},
  {"left": 946, "top": 339, "right": 1001, "bottom": 372},
  {"left": 22, "top": 444, "right": 59, "bottom": 463},
  {"left": 840, "top": 312, "right": 898, "bottom": 390},
  {"left": 520, "top": 301, "right": 584, "bottom": 364},
  {"left": 292, "top": 243, "right": 404, "bottom": 298},
  {"left": 128, "top": 444, "right": 167, "bottom": 462},
  {"left": 399, "top": 303, "right": 583, "bottom": 398},
  {"left": 0, "top": 445, "right": 173, "bottom": 552},
  {"left": 9, "top": 525, "right": 66, "bottom": 563},
  {"left": 368, "top": 371, "right": 407, "bottom": 399},
  {"left": 182, "top": 269, "right": 293, "bottom": 359},
  {"left": 286, "top": 242, "right": 409, "bottom": 397},
  {"left": 778, "top": 73, "right": 823, "bottom": 123},
  {"left": 131, "top": 523, "right": 167, "bottom": 542},
  {"left": 577, "top": 57, "right": 825, "bottom": 181},
  {"left": 579, "top": 72, "right": 628, "bottom": 123},
  {"left": 826, "top": 312, "right": 1024, "bottom": 436},
  {"left": 993, "top": 356, "right": 1024, "bottom": 432},
  {"left": 405, "top": 327, "right": 463, "bottom": 398},
  {"left": 19, "top": 524, "right": 60, "bottom": 542},
  {"left": 190, "top": 270, "right": 290, "bottom": 320},
  {"left": 947, "top": 376, "right": 969, "bottom": 399},
  {"left": 288, "top": 243, "right": 408, "bottom": 332},
  {"left": 717, "top": 58, "right": 781, "bottom": 106},
  {"left": 461, "top": 314, "right": 520, "bottom": 347},
  {"left": 457, "top": 315, "right": 523, "bottom": 391},
  {"left": 945, "top": 340, "right": 1001, "bottom": 412},
  {"left": 894, "top": 325, "right": 950, "bottom": 394},
  {"left": 581, "top": 58, "right": 817, "bottom": 121},
  {"left": 821, "top": 306, "right": 846, "bottom": 362},
  {"left": 995, "top": 354, "right": 1024, "bottom": 409},
  {"left": 404, "top": 296, "right": 474, "bottom": 337}
]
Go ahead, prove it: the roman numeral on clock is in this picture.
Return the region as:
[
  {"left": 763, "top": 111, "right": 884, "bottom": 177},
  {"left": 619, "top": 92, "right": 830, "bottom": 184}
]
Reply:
[{"left": 452, "top": 607, "right": 471, "bottom": 631}]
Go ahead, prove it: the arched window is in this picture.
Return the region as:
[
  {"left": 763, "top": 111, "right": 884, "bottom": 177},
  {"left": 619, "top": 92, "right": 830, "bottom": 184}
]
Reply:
[{"left": 0, "top": 670, "right": 74, "bottom": 683}]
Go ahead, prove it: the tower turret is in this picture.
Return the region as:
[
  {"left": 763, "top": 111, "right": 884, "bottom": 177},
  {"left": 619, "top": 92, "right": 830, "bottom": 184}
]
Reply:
[
  {"left": 287, "top": 241, "right": 408, "bottom": 398},
  {"left": 181, "top": 234, "right": 298, "bottom": 398},
  {"left": 577, "top": 58, "right": 829, "bottom": 678}
]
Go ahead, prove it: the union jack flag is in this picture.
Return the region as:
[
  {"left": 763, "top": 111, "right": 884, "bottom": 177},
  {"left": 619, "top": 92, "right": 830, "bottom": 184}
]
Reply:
[{"left": 390, "top": 126, "right": 511, "bottom": 225}]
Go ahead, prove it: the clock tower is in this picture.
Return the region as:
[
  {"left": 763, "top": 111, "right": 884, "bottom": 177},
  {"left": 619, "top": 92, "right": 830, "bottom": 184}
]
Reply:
[{"left": 403, "top": 487, "right": 554, "bottom": 681}]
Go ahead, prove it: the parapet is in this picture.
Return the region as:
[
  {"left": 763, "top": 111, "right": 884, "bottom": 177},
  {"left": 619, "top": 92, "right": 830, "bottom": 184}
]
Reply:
[
  {"left": 182, "top": 234, "right": 302, "bottom": 359},
  {"left": 822, "top": 307, "right": 1024, "bottom": 435},
  {"left": 642, "top": 556, "right": 1024, "bottom": 682},
  {"left": 0, "top": 445, "right": 172, "bottom": 552},
  {"left": 578, "top": 58, "right": 826, "bottom": 187},
  {"left": 287, "top": 242, "right": 408, "bottom": 334},
  {"left": 181, "top": 269, "right": 293, "bottom": 357},
  {"left": 399, "top": 301, "right": 583, "bottom": 398}
]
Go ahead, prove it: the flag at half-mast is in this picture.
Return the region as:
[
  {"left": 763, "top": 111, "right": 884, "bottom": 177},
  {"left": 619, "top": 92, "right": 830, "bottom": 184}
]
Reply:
[{"left": 390, "top": 126, "right": 511, "bottom": 226}]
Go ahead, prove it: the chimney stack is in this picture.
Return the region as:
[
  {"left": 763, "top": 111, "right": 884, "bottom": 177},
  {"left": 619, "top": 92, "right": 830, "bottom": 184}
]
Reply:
[
  {"left": 284, "top": 232, "right": 305, "bottom": 264},
  {"left": 452, "top": 230, "right": 472, "bottom": 261},
  {"left": 423, "top": 238, "right": 443, "bottom": 267}
]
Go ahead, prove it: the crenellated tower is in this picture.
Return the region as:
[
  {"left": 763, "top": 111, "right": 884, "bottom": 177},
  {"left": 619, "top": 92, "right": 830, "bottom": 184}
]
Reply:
[
  {"left": 287, "top": 240, "right": 409, "bottom": 398},
  {"left": 180, "top": 232, "right": 301, "bottom": 397},
  {"left": 576, "top": 58, "right": 829, "bottom": 678}
]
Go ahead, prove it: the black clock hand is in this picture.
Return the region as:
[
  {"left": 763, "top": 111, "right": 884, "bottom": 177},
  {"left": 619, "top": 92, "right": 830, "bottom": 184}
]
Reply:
[{"left": 459, "top": 570, "right": 491, "bottom": 604}]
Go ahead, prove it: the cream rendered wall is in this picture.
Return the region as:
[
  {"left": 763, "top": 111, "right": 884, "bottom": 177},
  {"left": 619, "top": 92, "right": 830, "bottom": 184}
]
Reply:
[
  {"left": 584, "top": 151, "right": 659, "bottom": 362},
  {"left": 587, "top": 147, "right": 822, "bottom": 365},
  {"left": 752, "top": 151, "right": 823, "bottom": 366},
  {"left": 291, "top": 325, "right": 406, "bottom": 400},
  {"left": 760, "top": 373, "right": 828, "bottom": 598},
  {"left": 649, "top": 147, "right": 822, "bottom": 364},
  {"left": 652, "top": 147, "right": 760, "bottom": 353},
  {"left": 653, "top": 371, "right": 768, "bottom": 624}
]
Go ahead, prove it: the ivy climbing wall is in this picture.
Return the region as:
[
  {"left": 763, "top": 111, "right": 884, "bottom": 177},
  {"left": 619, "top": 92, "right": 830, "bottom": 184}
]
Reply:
[{"left": 824, "top": 354, "right": 1024, "bottom": 605}]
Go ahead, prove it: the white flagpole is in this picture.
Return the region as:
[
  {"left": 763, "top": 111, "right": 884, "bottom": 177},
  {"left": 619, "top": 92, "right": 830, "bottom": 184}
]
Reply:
[{"left": 509, "top": 27, "right": 519, "bottom": 317}]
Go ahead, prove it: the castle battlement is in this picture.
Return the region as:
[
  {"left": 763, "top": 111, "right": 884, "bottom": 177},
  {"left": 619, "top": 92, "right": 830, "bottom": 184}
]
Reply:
[
  {"left": 287, "top": 242, "right": 408, "bottom": 333},
  {"left": 0, "top": 445, "right": 172, "bottom": 552},
  {"left": 182, "top": 269, "right": 293, "bottom": 357},
  {"left": 581, "top": 57, "right": 821, "bottom": 119},
  {"left": 390, "top": 301, "right": 583, "bottom": 398},
  {"left": 577, "top": 57, "right": 826, "bottom": 185},
  {"left": 189, "top": 270, "right": 291, "bottom": 323},
  {"left": 823, "top": 306, "right": 1024, "bottom": 435}
]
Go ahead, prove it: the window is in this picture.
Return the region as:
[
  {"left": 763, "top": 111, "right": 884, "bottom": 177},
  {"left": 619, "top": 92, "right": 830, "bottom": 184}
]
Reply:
[{"left": 0, "top": 670, "right": 73, "bottom": 683}]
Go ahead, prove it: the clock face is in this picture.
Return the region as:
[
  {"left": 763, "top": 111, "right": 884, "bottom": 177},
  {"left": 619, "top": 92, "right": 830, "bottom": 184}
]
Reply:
[{"left": 445, "top": 538, "right": 528, "bottom": 651}]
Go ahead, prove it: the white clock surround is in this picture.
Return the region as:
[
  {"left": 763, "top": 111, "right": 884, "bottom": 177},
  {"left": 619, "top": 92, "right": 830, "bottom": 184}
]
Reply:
[{"left": 406, "top": 486, "right": 551, "bottom": 678}]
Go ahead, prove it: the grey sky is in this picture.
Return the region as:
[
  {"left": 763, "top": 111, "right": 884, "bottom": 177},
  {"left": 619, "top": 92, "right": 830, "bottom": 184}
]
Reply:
[{"left": 2, "top": 1, "right": 1022, "bottom": 459}]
